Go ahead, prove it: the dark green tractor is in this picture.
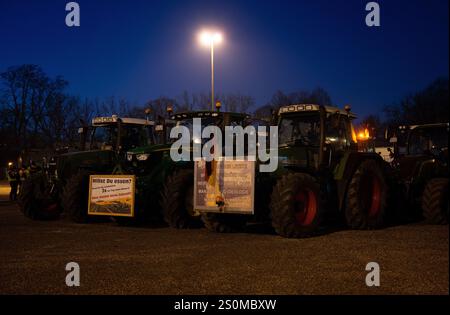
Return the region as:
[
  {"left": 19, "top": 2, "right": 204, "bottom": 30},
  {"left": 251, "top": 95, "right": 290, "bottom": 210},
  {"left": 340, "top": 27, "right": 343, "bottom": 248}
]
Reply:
[
  {"left": 159, "top": 110, "right": 251, "bottom": 229},
  {"left": 18, "top": 115, "right": 155, "bottom": 222},
  {"left": 389, "top": 123, "right": 449, "bottom": 224},
  {"left": 117, "top": 116, "right": 177, "bottom": 225},
  {"left": 193, "top": 104, "right": 391, "bottom": 238}
]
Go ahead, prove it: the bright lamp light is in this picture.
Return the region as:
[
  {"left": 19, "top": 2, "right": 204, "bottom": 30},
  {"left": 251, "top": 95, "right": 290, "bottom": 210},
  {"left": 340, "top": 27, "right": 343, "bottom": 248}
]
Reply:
[{"left": 199, "top": 31, "right": 223, "bottom": 46}]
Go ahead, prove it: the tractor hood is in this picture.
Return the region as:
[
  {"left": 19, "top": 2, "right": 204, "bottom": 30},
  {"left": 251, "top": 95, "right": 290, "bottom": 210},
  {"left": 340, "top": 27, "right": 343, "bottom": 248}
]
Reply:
[
  {"left": 125, "top": 144, "right": 171, "bottom": 164},
  {"left": 57, "top": 149, "right": 116, "bottom": 182},
  {"left": 126, "top": 144, "right": 170, "bottom": 155}
]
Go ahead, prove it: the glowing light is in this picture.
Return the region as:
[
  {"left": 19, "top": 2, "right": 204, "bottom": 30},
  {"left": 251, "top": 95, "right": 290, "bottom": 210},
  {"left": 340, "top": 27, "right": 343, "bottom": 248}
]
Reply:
[
  {"left": 356, "top": 128, "right": 371, "bottom": 141},
  {"left": 351, "top": 124, "right": 358, "bottom": 143},
  {"left": 198, "top": 31, "right": 223, "bottom": 46}
]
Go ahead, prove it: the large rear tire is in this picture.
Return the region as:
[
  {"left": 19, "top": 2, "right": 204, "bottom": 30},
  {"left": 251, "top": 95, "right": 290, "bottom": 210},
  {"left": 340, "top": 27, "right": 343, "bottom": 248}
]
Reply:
[
  {"left": 422, "top": 178, "right": 449, "bottom": 224},
  {"left": 270, "top": 173, "right": 325, "bottom": 238},
  {"left": 61, "top": 170, "right": 92, "bottom": 223},
  {"left": 160, "top": 169, "right": 202, "bottom": 228},
  {"left": 345, "top": 159, "right": 387, "bottom": 229},
  {"left": 18, "top": 173, "right": 60, "bottom": 220}
]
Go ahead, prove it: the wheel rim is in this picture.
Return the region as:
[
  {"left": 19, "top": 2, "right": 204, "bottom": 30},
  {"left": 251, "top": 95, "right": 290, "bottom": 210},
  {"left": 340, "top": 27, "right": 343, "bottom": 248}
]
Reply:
[
  {"left": 44, "top": 203, "right": 59, "bottom": 213},
  {"left": 360, "top": 172, "right": 382, "bottom": 218},
  {"left": 40, "top": 202, "right": 59, "bottom": 219},
  {"left": 36, "top": 182, "right": 59, "bottom": 216},
  {"left": 294, "top": 189, "right": 317, "bottom": 226},
  {"left": 368, "top": 176, "right": 382, "bottom": 217}
]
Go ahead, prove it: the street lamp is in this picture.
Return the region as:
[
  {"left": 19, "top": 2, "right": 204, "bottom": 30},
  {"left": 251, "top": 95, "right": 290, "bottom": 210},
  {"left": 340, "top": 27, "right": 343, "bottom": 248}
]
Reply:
[{"left": 198, "top": 30, "right": 223, "bottom": 111}]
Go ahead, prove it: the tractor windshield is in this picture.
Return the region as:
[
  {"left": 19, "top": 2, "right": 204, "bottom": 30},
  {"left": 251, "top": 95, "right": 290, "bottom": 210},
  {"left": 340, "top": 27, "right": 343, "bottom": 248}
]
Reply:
[
  {"left": 90, "top": 125, "right": 117, "bottom": 150},
  {"left": 90, "top": 124, "right": 152, "bottom": 150},
  {"left": 279, "top": 113, "right": 321, "bottom": 146},
  {"left": 408, "top": 125, "right": 449, "bottom": 155},
  {"left": 173, "top": 117, "right": 222, "bottom": 144},
  {"left": 176, "top": 117, "right": 221, "bottom": 130},
  {"left": 121, "top": 124, "right": 153, "bottom": 149}
]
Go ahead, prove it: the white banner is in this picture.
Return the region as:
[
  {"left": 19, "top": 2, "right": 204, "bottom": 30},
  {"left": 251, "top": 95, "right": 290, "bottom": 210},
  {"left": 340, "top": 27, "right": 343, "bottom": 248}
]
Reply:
[
  {"left": 88, "top": 175, "right": 135, "bottom": 217},
  {"left": 194, "top": 159, "right": 255, "bottom": 214}
]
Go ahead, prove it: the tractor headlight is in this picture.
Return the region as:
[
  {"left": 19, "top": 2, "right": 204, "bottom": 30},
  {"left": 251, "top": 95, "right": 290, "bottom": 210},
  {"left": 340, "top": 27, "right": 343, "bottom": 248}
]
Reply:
[{"left": 136, "top": 153, "right": 150, "bottom": 161}]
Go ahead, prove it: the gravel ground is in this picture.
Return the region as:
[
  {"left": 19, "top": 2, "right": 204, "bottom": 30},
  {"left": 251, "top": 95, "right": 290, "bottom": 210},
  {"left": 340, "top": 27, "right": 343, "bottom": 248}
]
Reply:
[{"left": 0, "top": 181, "right": 448, "bottom": 295}]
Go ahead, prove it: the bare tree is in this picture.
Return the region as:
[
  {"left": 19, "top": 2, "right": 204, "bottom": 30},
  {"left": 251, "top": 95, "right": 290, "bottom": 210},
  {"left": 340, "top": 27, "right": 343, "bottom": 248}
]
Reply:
[
  {"left": 0, "top": 65, "right": 72, "bottom": 150},
  {"left": 253, "top": 104, "right": 274, "bottom": 120},
  {"left": 384, "top": 77, "right": 449, "bottom": 125},
  {"left": 177, "top": 90, "right": 193, "bottom": 112}
]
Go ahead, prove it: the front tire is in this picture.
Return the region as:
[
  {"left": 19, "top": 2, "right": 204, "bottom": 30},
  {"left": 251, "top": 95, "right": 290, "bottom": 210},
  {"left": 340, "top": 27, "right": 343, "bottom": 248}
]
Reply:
[
  {"left": 61, "top": 170, "right": 92, "bottom": 223},
  {"left": 422, "top": 178, "right": 449, "bottom": 224},
  {"left": 345, "top": 159, "right": 387, "bottom": 229},
  {"left": 160, "top": 169, "right": 202, "bottom": 228},
  {"left": 270, "top": 173, "right": 325, "bottom": 238}
]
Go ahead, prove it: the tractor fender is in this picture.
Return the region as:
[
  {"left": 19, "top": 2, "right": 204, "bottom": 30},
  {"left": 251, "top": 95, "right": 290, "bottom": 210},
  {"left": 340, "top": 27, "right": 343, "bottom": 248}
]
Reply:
[{"left": 333, "top": 151, "right": 387, "bottom": 212}]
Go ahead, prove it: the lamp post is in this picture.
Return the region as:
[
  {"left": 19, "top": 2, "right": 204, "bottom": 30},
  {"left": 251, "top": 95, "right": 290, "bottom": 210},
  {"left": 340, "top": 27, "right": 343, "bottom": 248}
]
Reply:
[{"left": 199, "top": 31, "right": 223, "bottom": 111}]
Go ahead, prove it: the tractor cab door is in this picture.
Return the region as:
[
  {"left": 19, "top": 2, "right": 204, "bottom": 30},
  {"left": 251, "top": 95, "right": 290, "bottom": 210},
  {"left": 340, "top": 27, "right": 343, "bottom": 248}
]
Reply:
[{"left": 324, "top": 113, "right": 353, "bottom": 168}]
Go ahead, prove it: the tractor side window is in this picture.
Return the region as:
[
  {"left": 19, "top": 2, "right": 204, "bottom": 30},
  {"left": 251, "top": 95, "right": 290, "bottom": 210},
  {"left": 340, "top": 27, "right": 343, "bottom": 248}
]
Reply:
[
  {"left": 279, "top": 119, "right": 293, "bottom": 145},
  {"left": 341, "top": 118, "right": 352, "bottom": 147},
  {"left": 325, "top": 115, "right": 349, "bottom": 151},
  {"left": 154, "top": 128, "right": 165, "bottom": 145},
  {"left": 158, "top": 122, "right": 175, "bottom": 144}
]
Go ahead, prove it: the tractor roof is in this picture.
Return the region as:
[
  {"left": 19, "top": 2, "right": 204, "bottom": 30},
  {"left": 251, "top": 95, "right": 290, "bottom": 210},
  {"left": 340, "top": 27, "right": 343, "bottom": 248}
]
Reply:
[
  {"left": 92, "top": 115, "right": 154, "bottom": 126},
  {"left": 399, "top": 122, "right": 449, "bottom": 131},
  {"left": 278, "top": 104, "right": 357, "bottom": 119},
  {"left": 170, "top": 111, "right": 250, "bottom": 121}
]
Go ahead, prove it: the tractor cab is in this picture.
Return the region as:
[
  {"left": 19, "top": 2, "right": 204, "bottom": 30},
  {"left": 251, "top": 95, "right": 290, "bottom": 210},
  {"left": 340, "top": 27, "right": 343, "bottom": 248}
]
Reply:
[
  {"left": 170, "top": 110, "right": 250, "bottom": 132},
  {"left": 56, "top": 116, "right": 154, "bottom": 181},
  {"left": 277, "top": 104, "right": 358, "bottom": 173},
  {"left": 169, "top": 110, "right": 250, "bottom": 157},
  {"left": 390, "top": 123, "right": 449, "bottom": 180},
  {"left": 85, "top": 116, "right": 155, "bottom": 152},
  {"left": 405, "top": 123, "right": 448, "bottom": 161},
  {"left": 387, "top": 123, "right": 449, "bottom": 224}
]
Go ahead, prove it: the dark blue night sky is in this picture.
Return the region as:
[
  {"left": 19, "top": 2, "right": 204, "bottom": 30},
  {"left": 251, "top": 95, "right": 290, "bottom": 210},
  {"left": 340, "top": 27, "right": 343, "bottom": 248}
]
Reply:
[{"left": 0, "top": 0, "right": 448, "bottom": 117}]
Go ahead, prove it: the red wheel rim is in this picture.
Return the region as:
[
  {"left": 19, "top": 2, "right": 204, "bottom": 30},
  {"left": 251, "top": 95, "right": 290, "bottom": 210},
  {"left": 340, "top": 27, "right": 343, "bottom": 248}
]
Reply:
[
  {"left": 294, "top": 189, "right": 317, "bottom": 226},
  {"left": 44, "top": 203, "right": 58, "bottom": 214},
  {"left": 368, "top": 176, "right": 382, "bottom": 217}
]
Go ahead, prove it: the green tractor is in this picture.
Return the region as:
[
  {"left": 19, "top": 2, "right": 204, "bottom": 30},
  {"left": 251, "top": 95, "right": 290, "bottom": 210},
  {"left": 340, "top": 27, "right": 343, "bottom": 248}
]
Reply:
[
  {"left": 188, "top": 104, "right": 391, "bottom": 238},
  {"left": 159, "top": 109, "right": 251, "bottom": 229},
  {"left": 268, "top": 104, "right": 391, "bottom": 237},
  {"left": 117, "top": 115, "right": 177, "bottom": 225},
  {"left": 389, "top": 123, "right": 449, "bottom": 224},
  {"left": 18, "top": 115, "right": 156, "bottom": 222}
]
